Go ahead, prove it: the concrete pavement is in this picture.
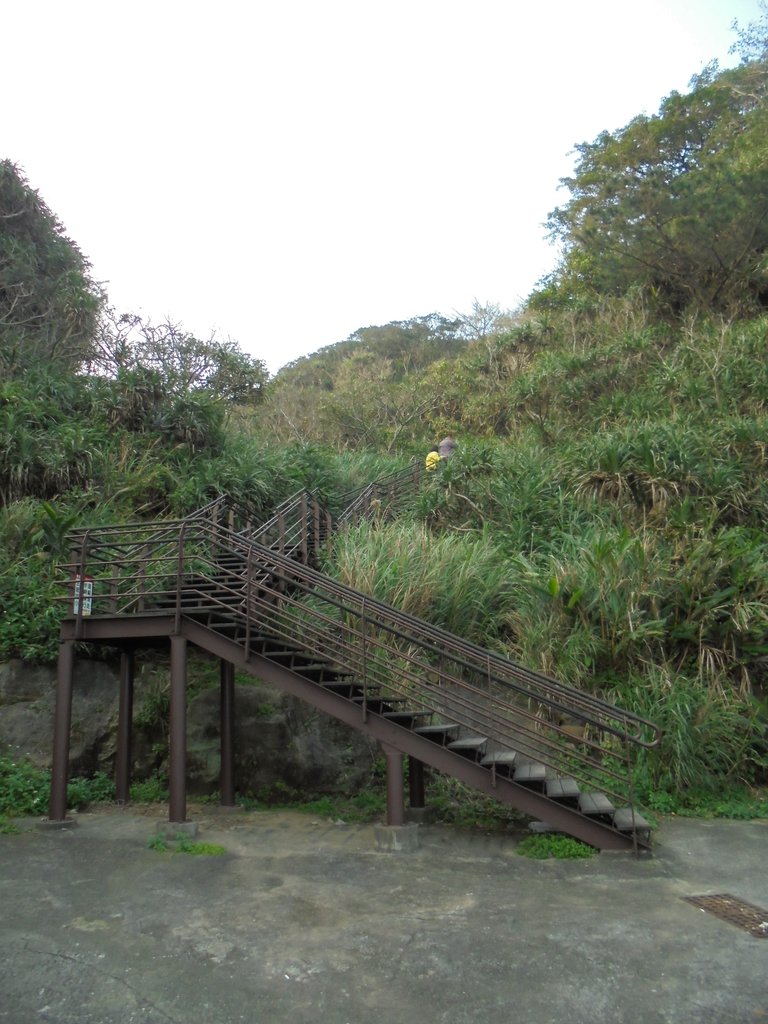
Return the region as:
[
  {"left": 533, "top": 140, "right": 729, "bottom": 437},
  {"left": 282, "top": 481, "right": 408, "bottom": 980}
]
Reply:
[{"left": 0, "top": 805, "right": 766, "bottom": 1024}]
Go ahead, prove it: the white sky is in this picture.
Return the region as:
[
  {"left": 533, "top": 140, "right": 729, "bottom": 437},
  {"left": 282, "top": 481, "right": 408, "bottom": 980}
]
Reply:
[{"left": 3, "top": 0, "right": 763, "bottom": 374}]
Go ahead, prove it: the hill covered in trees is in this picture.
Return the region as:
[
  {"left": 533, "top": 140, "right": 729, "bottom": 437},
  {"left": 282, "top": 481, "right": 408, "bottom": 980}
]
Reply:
[{"left": 1, "top": 12, "right": 767, "bottom": 814}]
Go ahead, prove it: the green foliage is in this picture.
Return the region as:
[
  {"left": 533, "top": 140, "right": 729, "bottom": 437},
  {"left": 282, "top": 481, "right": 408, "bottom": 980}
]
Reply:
[
  {"left": 0, "top": 756, "right": 117, "bottom": 815},
  {"left": 515, "top": 834, "right": 596, "bottom": 859},
  {"left": 288, "top": 791, "right": 387, "bottom": 822},
  {"left": 631, "top": 669, "right": 766, "bottom": 791},
  {"left": 0, "top": 160, "right": 103, "bottom": 376},
  {"left": 427, "top": 774, "right": 527, "bottom": 831},
  {"left": 0, "top": 756, "right": 50, "bottom": 816},
  {"left": 147, "top": 832, "right": 226, "bottom": 855},
  {"left": 641, "top": 784, "right": 768, "bottom": 819},
  {"left": 325, "top": 517, "right": 512, "bottom": 644},
  {"left": 544, "top": 38, "right": 768, "bottom": 317},
  {"left": 174, "top": 833, "right": 227, "bottom": 855},
  {"left": 66, "top": 771, "right": 115, "bottom": 810},
  {"left": 130, "top": 772, "right": 170, "bottom": 803}
]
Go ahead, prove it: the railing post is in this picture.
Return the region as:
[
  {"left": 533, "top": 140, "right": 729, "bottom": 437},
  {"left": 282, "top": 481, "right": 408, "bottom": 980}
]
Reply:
[
  {"left": 137, "top": 543, "right": 149, "bottom": 612},
  {"left": 300, "top": 491, "right": 308, "bottom": 564},
  {"left": 312, "top": 497, "right": 320, "bottom": 561},
  {"left": 244, "top": 546, "right": 253, "bottom": 660},
  {"left": 174, "top": 523, "right": 186, "bottom": 634},
  {"left": 73, "top": 533, "right": 90, "bottom": 639}
]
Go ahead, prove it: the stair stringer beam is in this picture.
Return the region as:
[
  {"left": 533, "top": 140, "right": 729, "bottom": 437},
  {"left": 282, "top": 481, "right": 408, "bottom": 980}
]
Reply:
[
  {"left": 57, "top": 613, "right": 645, "bottom": 852},
  {"left": 182, "top": 619, "right": 644, "bottom": 852}
]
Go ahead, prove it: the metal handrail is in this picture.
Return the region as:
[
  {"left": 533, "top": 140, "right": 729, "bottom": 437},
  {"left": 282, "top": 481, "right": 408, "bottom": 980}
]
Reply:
[{"left": 57, "top": 514, "right": 660, "bottom": 811}]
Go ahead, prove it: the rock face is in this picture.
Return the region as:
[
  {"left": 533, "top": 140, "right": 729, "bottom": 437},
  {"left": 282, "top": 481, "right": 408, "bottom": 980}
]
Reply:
[{"left": 0, "top": 658, "right": 376, "bottom": 799}]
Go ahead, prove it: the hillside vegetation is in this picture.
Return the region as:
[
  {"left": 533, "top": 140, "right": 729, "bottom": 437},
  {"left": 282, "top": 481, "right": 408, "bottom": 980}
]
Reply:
[{"left": 1, "top": 13, "right": 767, "bottom": 813}]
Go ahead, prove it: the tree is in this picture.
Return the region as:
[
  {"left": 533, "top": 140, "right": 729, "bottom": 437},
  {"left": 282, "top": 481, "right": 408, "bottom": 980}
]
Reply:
[
  {"left": 89, "top": 309, "right": 269, "bottom": 404},
  {"left": 0, "top": 161, "right": 103, "bottom": 375},
  {"left": 545, "top": 20, "right": 768, "bottom": 317}
]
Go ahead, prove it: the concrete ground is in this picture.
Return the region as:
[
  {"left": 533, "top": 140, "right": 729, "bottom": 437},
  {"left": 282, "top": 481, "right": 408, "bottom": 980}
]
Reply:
[{"left": 0, "top": 805, "right": 766, "bottom": 1024}]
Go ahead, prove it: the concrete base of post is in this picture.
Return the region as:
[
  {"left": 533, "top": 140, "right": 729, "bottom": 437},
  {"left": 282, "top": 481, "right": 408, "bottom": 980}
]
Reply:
[
  {"left": 156, "top": 820, "right": 199, "bottom": 841},
  {"left": 374, "top": 821, "right": 420, "bottom": 853},
  {"left": 38, "top": 817, "right": 78, "bottom": 830}
]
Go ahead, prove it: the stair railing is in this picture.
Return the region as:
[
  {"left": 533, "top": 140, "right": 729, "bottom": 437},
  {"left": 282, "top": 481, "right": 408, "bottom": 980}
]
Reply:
[{"left": 58, "top": 517, "right": 659, "bottom": 814}]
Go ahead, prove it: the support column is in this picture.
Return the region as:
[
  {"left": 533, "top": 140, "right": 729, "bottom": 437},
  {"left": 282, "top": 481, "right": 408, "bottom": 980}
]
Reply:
[
  {"left": 383, "top": 743, "right": 405, "bottom": 826},
  {"left": 408, "top": 756, "right": 425, "bottom": 809},
  {"left": 115, "top": 649, "right": 135, "bottom": 805},
  {"left": 48, "top": 641, "right": 75, "bottom": 822},
  {"left": 220, "top": 659, "right": 235, "bottom": 806},
  {"left": 374, "top": 742, "right": 419, "bottom": 852},
  {"left": 168, "top": 635, "right": 188, "bottom": 824}
]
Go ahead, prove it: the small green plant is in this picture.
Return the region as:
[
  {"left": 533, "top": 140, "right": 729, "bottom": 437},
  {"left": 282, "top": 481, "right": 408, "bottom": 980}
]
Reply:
[
  {"left": 174, "top": 833, "right": 227, "bottom": 856},
  {"left": 0, "top": 756, "right": 50, "bottom": 816},
  {"left": 516, "top": 833, "right": 596, "bottom": 859},
  {"left": 66, "top": 771, "right": 115, "bottom": 810},
  {"left": 147, "top": 832, "right": 225, "bottom": 855},
  {"left": 130, "top": 772, "right": 169, "bottom": 803},
  {"left": 0, "top": 815, "right": 20, "bottom": 834}
]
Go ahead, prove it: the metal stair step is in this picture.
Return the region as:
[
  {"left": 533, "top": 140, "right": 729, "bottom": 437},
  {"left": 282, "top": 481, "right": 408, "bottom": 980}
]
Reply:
[
  {"left": 545, "top": 777, "right": 581, "bottom": 804},
  {"left": 578, "top": 792, "right": 615, "bottom": 817},
  {"left": 414, "top": 723, "right": 458, "bottom": 736},
  {"left": 321, "top": 681, "right": 366, "bottom": 697},
  {"left": 350, "top": 696, "right": 408, "bottom": 714},
  {"left": 612, "top": 807, "right": 651, "bottom": 834},
  {"left": 480, "top": 751, "right": 518, "bottom": 774},
  {"left": 381, "top": 710, "right": 432, "bottom": 725},
  {"left": 513, "top": 762, "right": 547, "bottom": 787},
  {"left": 447, "top": 736, "right": 488, "bottom": 759}
]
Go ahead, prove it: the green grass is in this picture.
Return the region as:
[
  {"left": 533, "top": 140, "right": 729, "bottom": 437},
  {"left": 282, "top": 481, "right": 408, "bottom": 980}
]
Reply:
[
  {"left": 147, "top": 832, "right": 226, "bottom": 856},
  {"left": 516, "top": 834, "right": 596, "bottom": 859}
]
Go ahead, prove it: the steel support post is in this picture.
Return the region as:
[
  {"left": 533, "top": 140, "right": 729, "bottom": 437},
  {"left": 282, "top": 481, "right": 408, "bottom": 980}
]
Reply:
[
  {"left": 169, "top": 635, "right": 188, "bottom": 824},
  {"left": 408, "top": 756, "right": 425, "bottom": 809},
  {"left": 115, "top": 649, "right": 135, "bottom": 805},
  {"left": 48, "top": 640, "right": 75, "bottom": 821},
  {"left": 220, "top": 659, "right": 235, "bottom": 806},
  {"left": 382, "top": 743, "right": 405, "bottom": 826}
]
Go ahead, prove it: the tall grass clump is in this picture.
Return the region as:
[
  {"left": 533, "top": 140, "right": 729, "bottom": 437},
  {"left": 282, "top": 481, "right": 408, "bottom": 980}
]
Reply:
[
  {"left": 617, "top": 664, "right": 766, "bottom": 807},
  {"left": 325, "top": 519, "right": 512, "bottom": 645}
]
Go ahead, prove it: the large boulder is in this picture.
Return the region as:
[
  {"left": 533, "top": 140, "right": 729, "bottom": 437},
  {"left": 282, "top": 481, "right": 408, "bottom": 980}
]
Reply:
[
  {"left": 0, "top": 658, "right": 119, "bottom": 774},
  {"left": 185, "top": 683, "right": 375, "bottom": 798},
  {"left": 0, "top": 659, "right": 376, "bottom": 799}
]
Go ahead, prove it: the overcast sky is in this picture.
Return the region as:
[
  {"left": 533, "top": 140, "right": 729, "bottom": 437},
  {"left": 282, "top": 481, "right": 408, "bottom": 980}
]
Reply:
[{"left": 3, "top": 0, "right": 763, "bottom": 374}]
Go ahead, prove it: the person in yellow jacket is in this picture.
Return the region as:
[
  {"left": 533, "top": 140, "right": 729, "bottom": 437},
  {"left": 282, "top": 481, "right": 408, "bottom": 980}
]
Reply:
[{"left": 425, "top": 446, "right": 441, "bottom": 471}]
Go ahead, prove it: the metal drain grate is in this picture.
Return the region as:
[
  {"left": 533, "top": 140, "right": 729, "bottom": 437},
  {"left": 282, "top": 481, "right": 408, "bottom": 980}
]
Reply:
[{"left": 684, "top": 894, "right": 768, "bottom": 937}]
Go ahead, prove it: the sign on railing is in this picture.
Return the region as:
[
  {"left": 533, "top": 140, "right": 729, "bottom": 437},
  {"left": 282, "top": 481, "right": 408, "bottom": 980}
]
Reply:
[{"left": 72, "top": 574, "right": 93, "bottom": 616}]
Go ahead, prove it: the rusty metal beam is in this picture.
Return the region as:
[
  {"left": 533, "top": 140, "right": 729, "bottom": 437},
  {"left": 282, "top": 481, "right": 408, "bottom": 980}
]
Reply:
[
  {"left": 381, "top": 743, "right": 405, "bottom": 826},
  {"left": 115, "top": 650, "right": 134, "bottom": 804},
  {"left": 180, "top": 619, "right": 643, "bottom": 851},
  {"left": 169, "top": 635, "right": 188, "bottom": 824},
  {"left": 48, "top": 640, "right": 75, "bottom": 821}
]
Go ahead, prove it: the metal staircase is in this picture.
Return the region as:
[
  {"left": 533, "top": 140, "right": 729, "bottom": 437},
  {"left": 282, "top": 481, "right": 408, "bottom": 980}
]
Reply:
[{"left": 50, "top": 466, "right": 659, "bottom": 851}]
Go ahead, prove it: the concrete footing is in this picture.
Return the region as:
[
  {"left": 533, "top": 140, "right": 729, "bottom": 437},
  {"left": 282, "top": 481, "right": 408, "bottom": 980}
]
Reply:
[
  {"left": 374, "top": 822, "right": 420, "bottom": 852},
  {"left": 37, "top": 817, "right": 78, "bottom": 831},
  {"left": 156, "top": 820, "right": 199, "bottom": 840}
]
